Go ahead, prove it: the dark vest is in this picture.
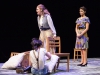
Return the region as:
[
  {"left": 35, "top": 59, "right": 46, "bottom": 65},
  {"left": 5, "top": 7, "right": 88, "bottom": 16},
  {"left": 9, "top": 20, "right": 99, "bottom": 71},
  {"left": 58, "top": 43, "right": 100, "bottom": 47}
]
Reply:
[{"left": 37, "top": 15, "right": 50, "bottom": 29}]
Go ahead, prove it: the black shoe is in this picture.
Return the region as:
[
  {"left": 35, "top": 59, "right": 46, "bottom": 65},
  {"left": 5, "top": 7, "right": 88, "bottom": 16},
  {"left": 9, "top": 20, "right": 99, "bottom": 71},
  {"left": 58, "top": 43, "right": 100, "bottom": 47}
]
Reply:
[
  {"left": 46, "top": 72, "right": 51, "bottom": 75},
  {"left": 81, "top": 63, "right": 88, "bottom": 67},
  {"left": 77, "top": 63, "right": 83, "bottom": 66},
  {"left": 24, "top": 66, "right": 31, "bottom": 73}
]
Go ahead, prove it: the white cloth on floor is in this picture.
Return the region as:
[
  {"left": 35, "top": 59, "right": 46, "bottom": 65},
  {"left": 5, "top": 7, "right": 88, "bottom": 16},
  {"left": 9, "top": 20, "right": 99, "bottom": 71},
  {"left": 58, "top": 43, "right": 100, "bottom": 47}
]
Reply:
[{"left": 1, "top": 53, "right": 25, "bottom": 69}]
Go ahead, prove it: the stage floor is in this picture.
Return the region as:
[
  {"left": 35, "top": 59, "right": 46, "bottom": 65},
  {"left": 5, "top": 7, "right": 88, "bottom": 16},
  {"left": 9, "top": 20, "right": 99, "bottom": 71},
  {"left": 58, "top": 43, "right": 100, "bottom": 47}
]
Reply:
[{"left": 0, "top": 58, "right": 100, "bottom": 75}]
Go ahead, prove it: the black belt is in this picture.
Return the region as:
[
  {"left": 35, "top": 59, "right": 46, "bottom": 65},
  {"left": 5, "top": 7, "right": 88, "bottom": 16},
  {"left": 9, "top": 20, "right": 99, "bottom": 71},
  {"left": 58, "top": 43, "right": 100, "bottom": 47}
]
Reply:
[
  {"left": 78, "top": 27, "right": 85, "bottom": 29},
  {"left": 40, "top": 28, "right": 50, "bottom": 31}
]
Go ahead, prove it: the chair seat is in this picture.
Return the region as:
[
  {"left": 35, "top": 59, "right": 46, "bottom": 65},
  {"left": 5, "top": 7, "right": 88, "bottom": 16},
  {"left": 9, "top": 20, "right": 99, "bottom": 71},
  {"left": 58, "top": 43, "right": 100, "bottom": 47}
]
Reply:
[
  {"left": 74, "top": 50, "right": 81, "bottom": 51},
  {"left": 49, "top": 45, "right": 60, "bottom": 47},
  {"left": 55, "top": 53, "right": 70, "bottom": 57},
  {"left": 55, "top": 53, "right": 70, "bottom": 72}
]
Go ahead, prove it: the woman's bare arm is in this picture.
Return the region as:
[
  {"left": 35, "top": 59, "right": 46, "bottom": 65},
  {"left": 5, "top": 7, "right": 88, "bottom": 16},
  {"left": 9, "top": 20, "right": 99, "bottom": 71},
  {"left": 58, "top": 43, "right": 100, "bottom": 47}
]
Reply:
[
  {"left": 29, "top": 55, "right": 32, "bottom": 67},
  {"left": 45, "top": 52, "right": 51, "bottom": 59},
  {"left": 80, "top": 22, "right": 89, "bottom": 35},
  {"left": 75, "top": 24, "right": 79, "bottom": 35}
]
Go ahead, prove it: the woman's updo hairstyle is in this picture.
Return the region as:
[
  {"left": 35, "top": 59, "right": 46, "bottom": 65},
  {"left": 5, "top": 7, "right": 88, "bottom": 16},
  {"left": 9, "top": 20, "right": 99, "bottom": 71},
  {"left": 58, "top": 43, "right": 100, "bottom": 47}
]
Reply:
[
  {"left": 37, "top": 4, "right": 46, "bottom": 12},
  {"left": 31, "top": 38, "right": 42, "bottom": 50},
  {"left": 80, "top": 6, "right": 87, "bottom": 12}
]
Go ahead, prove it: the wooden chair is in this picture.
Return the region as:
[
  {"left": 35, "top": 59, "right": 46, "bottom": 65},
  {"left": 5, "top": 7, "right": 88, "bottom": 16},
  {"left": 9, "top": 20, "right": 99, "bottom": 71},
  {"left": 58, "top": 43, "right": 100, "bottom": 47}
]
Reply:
[
  {"left": 55, "top": 53, "right": 70, "bottom": 72},
  {"left": 74, "top": 48, "right": 88, "bottom": 61},
  {"left": 46, "top": 36, "right": 70, "bottom": 72},
  {"left": 46, "top": 36, "right": 61, "bottom": 71},
  {"left": 10, "top": 52, "right": 30, "bottom": 68},
  {"left": 46, "top": 36, "right": 61, "bottom": 54}
]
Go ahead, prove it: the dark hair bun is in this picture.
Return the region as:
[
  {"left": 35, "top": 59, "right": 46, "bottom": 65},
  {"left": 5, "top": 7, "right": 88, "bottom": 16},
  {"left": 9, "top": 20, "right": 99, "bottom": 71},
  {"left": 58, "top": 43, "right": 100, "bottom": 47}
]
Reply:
[{"left": 31, "top": 38, "right": 42, "bottom": 50}]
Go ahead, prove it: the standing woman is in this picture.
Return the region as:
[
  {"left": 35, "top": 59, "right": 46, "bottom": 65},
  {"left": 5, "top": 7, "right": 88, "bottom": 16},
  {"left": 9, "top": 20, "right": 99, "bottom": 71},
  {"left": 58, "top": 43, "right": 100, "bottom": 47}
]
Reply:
[
  {"left": 36, "top": 4, "right": 56, "bottom": 53},
  {"left": 75, "top": 6, "right": 90, "bottom": 66}
]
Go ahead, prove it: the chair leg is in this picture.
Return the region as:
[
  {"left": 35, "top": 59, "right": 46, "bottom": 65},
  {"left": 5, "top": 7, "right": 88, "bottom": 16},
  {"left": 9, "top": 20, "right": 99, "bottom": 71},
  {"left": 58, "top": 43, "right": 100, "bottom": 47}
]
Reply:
[
  {"left": 56, "top": 58, "right": 60, "bottom": 68},
  {"left": 54, "top": 65, "right": 56, "bottom": 72},
  {"left": 86, "top": 49, "right": 88, "bottom": 62},
  {"left": 76, "top": 51, "right": 78, "bottom": 61},
  {"left": 74, "top": 50, "right": 75, "bottom": 62}
]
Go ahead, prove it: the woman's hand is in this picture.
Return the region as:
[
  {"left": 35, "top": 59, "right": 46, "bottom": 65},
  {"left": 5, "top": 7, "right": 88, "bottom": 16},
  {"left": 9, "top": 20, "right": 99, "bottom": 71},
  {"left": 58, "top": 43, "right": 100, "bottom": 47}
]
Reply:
[
  {"left": 53, "top": 35, "right": 56, "bottom": 38},
  {"left": 77, "top": 33, "right": 82, "bottom": 38},
  {"left": 52, "top": 34, "right": 56, "bottom": 38},
  {"left": 77, "top": 23, "right": 80, "bottom": 26},
  {"left": 46, "top": 52, "right": 51, "bottom": 59}
]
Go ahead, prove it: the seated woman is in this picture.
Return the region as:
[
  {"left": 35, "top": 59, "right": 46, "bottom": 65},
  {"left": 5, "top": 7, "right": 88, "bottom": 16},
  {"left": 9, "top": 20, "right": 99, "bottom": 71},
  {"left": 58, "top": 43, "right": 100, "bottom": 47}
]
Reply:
[
  {"left": 16, "top": 38, "right": 51, "bottom": 74},
  {"left": 29, "top": 38, "right": 51, "bottom": 75}
]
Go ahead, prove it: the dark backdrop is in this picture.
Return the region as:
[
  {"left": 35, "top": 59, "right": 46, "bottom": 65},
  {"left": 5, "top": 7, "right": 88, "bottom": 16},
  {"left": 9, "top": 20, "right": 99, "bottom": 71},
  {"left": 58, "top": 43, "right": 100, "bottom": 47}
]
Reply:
[{"left": 0, "top": 0, "right": 100, "bottom": 62}]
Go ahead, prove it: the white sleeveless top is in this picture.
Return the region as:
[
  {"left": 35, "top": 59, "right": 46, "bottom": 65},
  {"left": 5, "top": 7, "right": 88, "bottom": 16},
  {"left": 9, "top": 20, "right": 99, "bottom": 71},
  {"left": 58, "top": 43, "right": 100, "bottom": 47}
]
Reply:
[{"left": 30, "top": 48, "right": 46, "bottom": 69}]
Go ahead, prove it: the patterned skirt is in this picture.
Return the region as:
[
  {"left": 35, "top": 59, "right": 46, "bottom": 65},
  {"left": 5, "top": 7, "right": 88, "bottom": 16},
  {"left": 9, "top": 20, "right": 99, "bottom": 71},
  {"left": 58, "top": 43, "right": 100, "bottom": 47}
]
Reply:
[{"left": 75, "top": 29, "right": 89, "bottom": 49}]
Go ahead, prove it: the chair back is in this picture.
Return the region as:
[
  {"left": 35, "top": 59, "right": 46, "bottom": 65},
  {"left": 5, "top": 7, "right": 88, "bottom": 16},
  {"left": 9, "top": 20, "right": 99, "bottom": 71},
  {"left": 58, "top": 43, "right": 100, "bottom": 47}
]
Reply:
[
  {"left": 46, "top": 36, "right": 61, "bottom": 53},
  {"left": 10, "top": 52, "right": 19, "bottom": 57}
]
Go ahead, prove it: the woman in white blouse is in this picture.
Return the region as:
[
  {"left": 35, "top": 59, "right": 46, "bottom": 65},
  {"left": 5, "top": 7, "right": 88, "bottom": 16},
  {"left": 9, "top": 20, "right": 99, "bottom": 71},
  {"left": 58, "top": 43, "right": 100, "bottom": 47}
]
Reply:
[
  {"left": 36, "top": 4, "right": 57, "bottom": 53},
  {"left": 29, "top": 38, "right": 51, "bottom": 75}
]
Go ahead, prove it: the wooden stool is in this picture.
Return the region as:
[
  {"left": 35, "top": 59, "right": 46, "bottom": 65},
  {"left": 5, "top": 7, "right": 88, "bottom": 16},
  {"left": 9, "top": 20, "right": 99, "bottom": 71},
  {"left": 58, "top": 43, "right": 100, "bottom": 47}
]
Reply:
[
  {"left": 55, "top": 53, "right": 70, "bottom": 72},
  {"left": 74, "top": 48, "right": 88, "bottom": 61}
]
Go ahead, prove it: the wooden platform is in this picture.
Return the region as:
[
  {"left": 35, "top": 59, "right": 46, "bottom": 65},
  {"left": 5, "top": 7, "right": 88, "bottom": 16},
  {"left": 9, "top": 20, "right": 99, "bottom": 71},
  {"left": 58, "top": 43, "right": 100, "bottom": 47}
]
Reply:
[{"left": 0, "top": 58, "right": 100, "bottom": 75}]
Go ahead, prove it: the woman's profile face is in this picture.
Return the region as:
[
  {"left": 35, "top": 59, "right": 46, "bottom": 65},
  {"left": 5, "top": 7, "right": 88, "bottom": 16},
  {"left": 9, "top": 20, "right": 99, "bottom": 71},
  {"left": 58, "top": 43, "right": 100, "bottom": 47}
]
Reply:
[
  {"left": 36, "top": 7, "right": 42, "bottom": 15},
  {"left": 79, "top": 9, "right": 85, "bottom": 16}
]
